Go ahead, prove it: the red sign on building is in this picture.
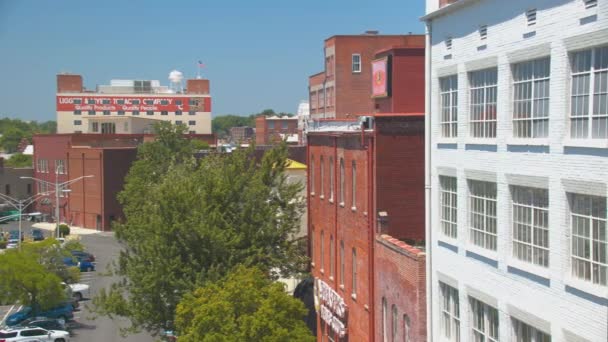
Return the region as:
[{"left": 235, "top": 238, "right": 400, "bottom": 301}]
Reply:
[
  {"left": 56, "top": 96, "right": 210, "bottom": 112},
  {"left": 372, "top": 56, "right": 390, "bottom": 98}
]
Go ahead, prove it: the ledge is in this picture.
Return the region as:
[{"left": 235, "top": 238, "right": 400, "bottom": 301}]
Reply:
[{"left": 377, "top": 234, "right": 425, "bottom": 258}]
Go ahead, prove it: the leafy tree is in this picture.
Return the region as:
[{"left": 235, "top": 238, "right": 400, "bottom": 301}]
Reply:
[
  {"left": 190, "top": 139, "right": 210, "bottom": 151},
  {"left": 93, "top": 124, "right": 306, "bottom": 336},
  {"left": 212, "top": 115, "right": 254, "bottom": 138},
  {"left": 0, "top": 126, "right": 26, "bottom": 153},
  {"left": 0, "top": 240, "right": 66, "bottom": 310},
  {"left": 175, "top": 266, "right": 314, "bottom": 342},
  {"left": 5, "top": 153, "right": 33, "bottom": 167},
  {"left": 0, "top": 118, "right": 56, "bottom": 153}
]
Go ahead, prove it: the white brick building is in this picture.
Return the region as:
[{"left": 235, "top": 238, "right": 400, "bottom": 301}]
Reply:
[{"left": 423, "top": 1, "right": 608, "bottom": 341}]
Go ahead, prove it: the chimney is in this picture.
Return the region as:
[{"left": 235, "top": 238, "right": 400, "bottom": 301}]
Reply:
[
  {"left": 364, "top": 30, "right": 379, "bottom": 35},
  {"left": 57, "top": 74, "right": 83, "bottom": 93},
  {"left": 377, "top": 211, "right": 389, "bottom": 234},
  {"left": 186, "top": 79, "right": 210, "bottom": 94}
]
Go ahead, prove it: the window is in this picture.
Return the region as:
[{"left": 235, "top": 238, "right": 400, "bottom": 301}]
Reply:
[
  {"left": 131, "top": 99, "right": 140, "bottom": 105},
  {"left": 101, "top": 122, "right": 116, "bottom": 134},
  {"left": 161, "top": 100, "right": 169, "bottom": 105},
  {"left": 512, "top": 186, "right": 549, "bottom": 267},
  {"left": 513, "top": 58, "right": 551, "bottom": 138},
  {"left": 320, "top": 156, "right": 325, "bottom": 197},
  {"left": 175, "top": 120, "right": 183, "bottom": 125},
  {"left": 352, "top": 161, "right": 357, "bottom": 208},
  {"left": 161, "top": 111, "right": 168, "bottom": 116},
  {"left": 440, "top": 282, "right": 460, "bottom": 341},
  {"left": 268, "top": 121, "right": 275, "bottom": 129},
  {"left": 188, "top": 120, "right": 196, "bottom": 126},
  {"left": 310, "top": 156, "right": 315, "bottom": 194},
  {"left": 117, "top": 99, "right": 124, "bottom": 105},
  {"left": 329, "top": 157, "right": 334, "bottom": 201},
  {"left": 87, "top": 99, "right": 95, "bottom": 105},
  {"left": 569, "top": 193, "right": 607, "bottom": 286},
  {"left": 145, "top": 100, "right": 154, "bottom": 105},
  {"left": 339, "top": 158, "right": 345, "bottom": 205},
  {"left": 74, "top": 120, "right": 82, "bottom": 126},
  {"left": 469, "top": 68, "right": 498, "bottom": 138},
  {"left": 469, "top": 180, "right": 498, "bottom": 250},
  {"left": 382, "top": 298, "right": 388, "bottom": 342},
  {"left": 440, "top": 176, "right": 458, "bottom": 238},
  {"left": 91, "top": 122, "right": 99, "bottom": 132},
  {"left": 330, "top": 234, "right": 335, "bottom": 279},
  {"left": 102, "top": 99, "right": 110, "bottom": 105},
  {"left": 73, "top": 99, "right": 82, "bottom": 104},
  {"left": 321, "top": 231, "right": 325, "bottom": 272},
  {"left": 404, "top": 315, "right": 411, "bottom": 342},
  {"left": 479, "top": 25, "right": 488, "bottom": 40},
  {"left": 118, "top": 110, "right": 125, "bottom": 115},
  {"left": 570, "top": 46, "right": 608, "bottom": 139},
  {"left": 21, "top": 329, "right": 47, "bottom": 337},
  {"left": 37, "top": 159, "right": 48, "bottom": 173},
  {"left": 103, "top": 110, "right": 110, "bottom": 115},
  {"left": 392, "top": 305, "right": 398, "bottom": 342},
  {"left": 88, "top": 110, "right": 95, "bottom": 115},
  {"left": 526, "top": 8, "right": 537, "bottom": 26},
  {"left": 189, "top": 111, "right": 196, "bottom": 115},
  {"left": 282, "top": 121, "right": 288, "bottom": 129},
  {"left": 352, "top": 54, "right": 362, "bottom": 73},
  {"left": 469, "top": 297, "right": 499, "bottom": 342},
  {"left": 189, "top": 99, "right": 199, "bottom": 106},
  {"left": 5, "top": 184, "right": 10, "bottom": 195},
  {"left": 446, "top": 37, "right": 453, "bottom": 50},
  {"left": 189, "top": 130, "right": 196, "bottom": 134},
  {"left": 584, "top": 0, "right": 598, "bottom": 9},
  {"left": 132, "top": 110, "right": 140, "bottom": 115},
  {"left": 512, "top": 318, "right": 551, "bottom": 342},
  {"left": 440, "top": 75, "right": 458, "bottom": 138},
  {"left": 340, "top": 240, "right": 344, "bottom": 286},
  {"left": 74, "top": 110, "right": 81, "bottom": 115},
  {"left": 27, "top": 183, "right": 32, "bottom": 195},
  {"left": 175, "top": 110, "right": 182, "bottom": 115},
  {"left": 55, "top": 160, "right": 66, "bottom": 174},
  {"left": 146, "top": 111, "right": 154, "bottom": 116},
  {"left": 176, "top": 100, "right": 182, "bottom": 105},
  {"left": 352, "top": 248, "right": 357, "bottom": 296}
]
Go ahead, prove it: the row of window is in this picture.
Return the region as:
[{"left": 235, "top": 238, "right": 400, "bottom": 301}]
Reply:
[
  {"left": 310, "top": 86, "right": 335, "bottom": 112},
  {"left": 74, "top": 110, "right": 198, "bottom": 116},
  {"left": 439, "top": 45, "right": 608, "bottom": 140},
  {"left": 439, "top": 176, "right": 607, "bottom": 287},
  {"left": 310, "top": 155, "right": 357, "bottom": 209},
  {"left": 381, "top": 298, "right": 411, "bottom": 342},
  {"left": 36, "top": 159, "right": 65, "bottom": 174},
  {"left": 267, "top": 121, "right": 290, "bottom": 130},
  {"left": 312, "top": 230, "right": 358, "bottom": 297},
  {"left": 440, "top": 282, "right": 551, "bottom": 342},
  {"left": 72, "top": 99, "right": 198, "bottom": 106}
]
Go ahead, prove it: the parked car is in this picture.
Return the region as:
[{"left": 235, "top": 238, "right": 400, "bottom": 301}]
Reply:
[
  {"left": 18, "top": 317, "right": 67, "bottom": 331},
  {"left": 6, "top": 238, "right": 19, "bottom": 249},
  {"left": 62, "top": 282, "right": 90, "bottom": 301},
  {"left": 69, "top": 250, "right": 95, "bottom": 262},
  {"left": 31, "top": 229, "right": 45, "bottom": 241},
  {"left": 5, "top": 304, "right": 74, "bottom": 326},
  {"left": 62, "top": 257, "right": 95, "bottom": 272},
  {"left": 9, "top": 230, "right": 23, "bottom": 242},
  {"left": 0, "top": 326, "right": 70, "bottom": 341}
]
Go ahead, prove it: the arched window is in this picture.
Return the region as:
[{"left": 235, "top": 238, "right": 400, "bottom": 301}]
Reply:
[
  {"left": 404, "top": 315, "right": 411, "bottom": 342},
  {"left": 329, "top": 156, "right": 334, "bottom": 201},
  {"left": 392, "top": 305, "right": 398, "bottom": 342},
  {"left": 330, "top": 234, "right": 335, "bottom": 278},
  {"left": 339, "top": 240, "right": 345, "bottom": 286},
  {"left": 320, "top": 230, "right": 325, "bottom": 272},
  {"left": 320, "top": 156, "right": 325, "bottom": 197},
  {"left": 352, "top": 160, "right": 357, "bottom": 208},
  {"left": 352, "top": 248, "right": 357, "bottom": 296},
  {"left": 339, "top": 158, "right": 345, "bottom": 204},
  {"left": 382, "top": 297, "right": 388, "bottom": 342},
  {"left": 310, "top": 155, "right": 315, "bottom": 195}
]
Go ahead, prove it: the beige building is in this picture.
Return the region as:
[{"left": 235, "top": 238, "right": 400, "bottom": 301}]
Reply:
[{"left": 56, "top": 74, "right": 212, "bottom": 134}]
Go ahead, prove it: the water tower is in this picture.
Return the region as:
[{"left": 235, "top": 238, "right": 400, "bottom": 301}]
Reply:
[{"left": 168, "top": 70, "right": 184, "bottom": 93}]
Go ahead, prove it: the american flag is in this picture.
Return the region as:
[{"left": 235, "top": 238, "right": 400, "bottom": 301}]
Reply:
[{"left": 198, "top": 61, "right": 205, "bottom": 68}]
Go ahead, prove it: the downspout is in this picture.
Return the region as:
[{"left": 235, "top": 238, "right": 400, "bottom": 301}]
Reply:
[
  {"left": 333, "top": 135, "right": 339, "bottom": 342},
  {"left": 306, "top": 140, "right": 312, "bottom": 271},
  {"left": 367, "top": 131, "right": 376, "bottom": 341},
  {"left": 424, "top": 20, "right": 433, "bottom": 342}
]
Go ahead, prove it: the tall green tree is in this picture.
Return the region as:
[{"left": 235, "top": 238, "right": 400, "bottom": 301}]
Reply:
[
  {"left": 175, "top": 266, "right": 314, "bottom": 342},
  {"left": 0, "top": 118, "right": 56, "bottom": 153},
  {"left": 5, "top": 153, "right": 33, "bottom": 167},
  {"left": 94, "top": 124, "right": 306, "bottom": 336}
]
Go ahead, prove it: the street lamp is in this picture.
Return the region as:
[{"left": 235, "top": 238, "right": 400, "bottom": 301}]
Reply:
[
  {"left": 0, "top": 191, "right": 52, "bottom": 249},
  {"left": 21, "top": 166, "right": 93, "bottom": 238}
]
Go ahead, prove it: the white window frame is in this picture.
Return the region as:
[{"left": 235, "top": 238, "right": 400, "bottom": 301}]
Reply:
[
  {"left": 511, "top": 186, "right": 550, "bottom": 267},
  {"left": 468, "top": 180, "right": 498, "bottom": 251},
  {"left": 339, "top": 240, "right": 344, "bottom": 287},
  {"left": 352, "top": 248, "right": 357, "bottom": 297},
  {"left": 570, "top": 46, "right": 608, "bottom": 139},
  {"left": 512, "top": 58, "right": 551, "bottom": 138},
  {"left": 55, "top": 160, "right": 66, "bottom": 175},
  {"left": 440, "top": 75, "right": 459, "bottom": 138},
  {"left": 330, "top": 234, "right": 335, "bottom": 279},
  {"left": 310, "top": 156, "right": 315, "bottom": 195},
  {"left": 382, "top": 297, "right": 388, "bottom": 342},
  {"left": 469, "top": 297, "right": 499, "bottom": 342},
  {"left": 339, "top": 158, "right": 345, "bottom": 206},
  {"left": 329, "top": 156, "right": 335, "bottom": 202},
  {"left": 569, "top": 193, "right": 607, "bottom": 286},
  {"left": 320, "top": 156, "right": 325, "bottom": 198},
  {"left": 512, "top": 318, "right": 551, "bottom": 342},
  {"left": 469, "top": 68, "right": 498, "bottom": 138},
  {"left": 320, "top": 230, "right": 325, "bottom": 273},
  {"left": 352, "top": 54, "right": 362, "bottom": 73},
  {"left": 352, "top": 160, "right": 357, "bottom": 210},
  {"left": 440, "top": 176, "right": 458, "bottom": 239},
  {"left": 439, "top": 282, "right": 460, "bottom": 341}
]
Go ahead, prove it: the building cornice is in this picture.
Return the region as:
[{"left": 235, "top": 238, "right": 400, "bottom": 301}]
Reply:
[{"left": 420, "top": 0, "right": 481, "bottom": 22}]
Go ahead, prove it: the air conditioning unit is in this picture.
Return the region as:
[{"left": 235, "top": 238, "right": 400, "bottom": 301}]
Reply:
[{"left": 359, "top": 116, "right": 374, "bottom": 130}]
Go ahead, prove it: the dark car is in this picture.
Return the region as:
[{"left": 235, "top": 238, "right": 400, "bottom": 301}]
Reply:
[
  {"left": 18, "top": 316, "right": 68, "bottom": 331},
  {"left": 70, "top": 250, "right": 95, "bottom": 262},
  {"left": 9, "top": 230, "right": 24, "bottom": 242},
  {"left": 31, "top": 229, "right": 45, "bottom": 241},
  {"left": 63, "top": 256, "right": 95, "bottom": 272}
]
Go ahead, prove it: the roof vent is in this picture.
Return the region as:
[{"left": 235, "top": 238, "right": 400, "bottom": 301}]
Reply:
[{"left": 364, "top": 30, "right": 379, "bottom": 35}]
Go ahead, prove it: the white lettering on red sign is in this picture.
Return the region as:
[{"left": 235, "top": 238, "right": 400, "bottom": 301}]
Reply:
[
  {"left": 320, "top": 304, "right": 347, "bottom": 338},
  {"left": 316, "top": 278, "right": 347, "bottom": 318}
]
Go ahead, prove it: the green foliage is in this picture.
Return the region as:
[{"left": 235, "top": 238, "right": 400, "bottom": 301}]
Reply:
[
  {"left": 0, "top": 118, "right": 56, "bottom": 153},
  {"left": 94, "top": 123, "right": 307, "bottom": 336},
  {"left": 175, "top": 266, "right": 314, "bottom": 342},
  {"left": 58, "top": 224, "right": 70, "bottom": 237},
  {"left": 5, "top": 153, "right": 33, "bottom": 167},
  {"left": 190, "top": 139, "right": 210, "bottom": 151},
  {"left": 0, "top": 240, "right": 66, "bottom": 309},
  {"left": 212, "top": 115, "right": 254, "bottom": 138},
  {"left": 63, "top": 239, "right": 84, "bottom": 252}
]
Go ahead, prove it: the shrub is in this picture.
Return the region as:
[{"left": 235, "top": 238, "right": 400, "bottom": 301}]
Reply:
[
  {"left": 0, "top": 240, "right": 6, "bottom": 249},
  {"left": 58, "top": 224, "right": 70, "bottom": 237}
]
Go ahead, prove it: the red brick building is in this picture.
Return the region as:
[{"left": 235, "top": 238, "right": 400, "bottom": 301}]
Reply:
[
  {"left": 33, "top": 133, "right": 215, "bottom": 230},
  {"left": 308, "top": 32, "right": 424, "bottom": 120},
  {"left": 255, "top": 115, "right": 299, "bottom": 145}
]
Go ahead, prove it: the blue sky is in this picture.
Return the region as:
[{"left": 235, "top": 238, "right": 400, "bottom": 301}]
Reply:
[{"left": 0, "top": 0, "right": 425, "bottom": 121}]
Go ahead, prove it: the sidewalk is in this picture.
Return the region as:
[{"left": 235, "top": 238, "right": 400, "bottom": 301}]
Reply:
[{"left": 32, "top": 222, "right": 108, "bottom": 236}]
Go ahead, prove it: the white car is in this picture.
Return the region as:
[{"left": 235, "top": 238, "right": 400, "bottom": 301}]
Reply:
[
  {"left": 0, "top": 326, "right": 70, "bottom": 341},
  {"left": 6, "top": 239, "right": 19, "bottom": 249},
  {"left": 67, "top": 283, "right": 90, "bottom": 301}
]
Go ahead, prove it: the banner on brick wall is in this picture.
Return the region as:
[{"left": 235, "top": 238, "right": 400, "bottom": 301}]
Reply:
[{"left": 372, "top": 56, "right": 391, "bottom": 98}]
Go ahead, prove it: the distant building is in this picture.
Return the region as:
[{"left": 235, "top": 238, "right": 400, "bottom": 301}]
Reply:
[
  {"left": 56, "top": 74, "right": 212, "bottom": 135},
  {"left": 424, "top": 0, "right": 608, "bottom": 341},
  {"left": 255, "top": 115, "right": 298, "bottom": 145},
  {"left": 0, "top": 158, "right": 33, "bottom": 213},
  {"left": 308, "top": 32, "right": 424, "bottom": 120},
  {"left": 229, "top": 126, "right": 254, "bottom": 144},
  {"left": 296, "top": 100, "right": 310, "bottom": 144}
]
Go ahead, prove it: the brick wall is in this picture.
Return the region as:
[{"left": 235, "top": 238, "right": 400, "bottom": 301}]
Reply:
[
  {"left": 186, "top": 79, "right": 210, "bottom": 94},
  {"left": 374, "top": 234, "right": 426, "bottom": 342},
  {"left": 57, "top": 74, "right": 83, "bottom": 93}
]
